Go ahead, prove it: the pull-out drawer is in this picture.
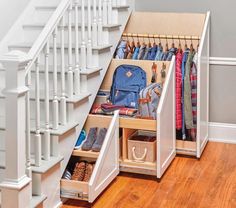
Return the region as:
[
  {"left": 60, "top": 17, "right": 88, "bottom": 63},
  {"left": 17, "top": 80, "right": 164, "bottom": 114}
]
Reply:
[{"left": 61, "top": 111, "right": 119, "bottom": 203}]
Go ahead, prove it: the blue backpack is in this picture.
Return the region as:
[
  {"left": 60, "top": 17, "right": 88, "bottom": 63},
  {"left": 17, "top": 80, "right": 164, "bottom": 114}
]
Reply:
[{"left": 109, "top": 65, "right": 146, "bottom": 108}]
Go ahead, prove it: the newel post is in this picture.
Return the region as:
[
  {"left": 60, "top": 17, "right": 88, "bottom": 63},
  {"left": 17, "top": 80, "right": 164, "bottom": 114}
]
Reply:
[{"left": 0, "top": 51, "right": 31, "bottom": 208}]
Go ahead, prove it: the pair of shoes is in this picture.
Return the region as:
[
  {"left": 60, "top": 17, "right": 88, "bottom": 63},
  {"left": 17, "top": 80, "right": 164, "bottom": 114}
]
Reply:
[
  {"left": 74, "top": 130, "right": 86, "bottom": 149},
  {"left": 62, "top": 169, "right": 72, "bottom": 180},
  {"left": 81, "top": 127, "right": 107, "bottom": 152},
  {"left": 71, "top": 161, "right": 94, "bottom": 182}
]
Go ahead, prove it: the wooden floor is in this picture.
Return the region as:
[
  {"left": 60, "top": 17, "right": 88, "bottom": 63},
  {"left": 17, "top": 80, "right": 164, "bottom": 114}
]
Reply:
[{"left": 62, "top": 142, "right": 236, "bottom": 208}]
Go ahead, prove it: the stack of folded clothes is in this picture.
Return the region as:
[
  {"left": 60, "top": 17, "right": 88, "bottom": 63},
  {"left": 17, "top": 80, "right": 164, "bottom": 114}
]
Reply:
[{"left": 91, "top": 103, "right": 138, "bottom": 117}]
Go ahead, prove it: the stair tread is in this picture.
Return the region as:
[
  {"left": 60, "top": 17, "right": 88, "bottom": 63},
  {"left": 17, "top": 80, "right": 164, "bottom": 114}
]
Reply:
[
  {"left": 23, "top": 22, "right": 121, "bottom": 29},
  {"left": 80, "top": 67, "right": 102, "bottom": 75},
  {"left": 31, "top": 155, "right": 64, "bottom": 173},
  {"left": 0, "top": 90, "right": 91, "bottom": 104},
  {"left": 0, "top": 114, "right": 79, "bottom": 136},
  {"left": 8, "top": 42, "right": 112, "bottom": 51},
  {"left": 30, "top": 195, "right": 47, "bottom": 208},
  {"left": 35, "top": 5, "right": 129, "bottom": 10}
]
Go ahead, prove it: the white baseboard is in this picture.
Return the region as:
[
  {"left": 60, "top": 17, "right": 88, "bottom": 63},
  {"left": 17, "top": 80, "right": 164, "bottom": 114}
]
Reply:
[{"left": 208, "top": 122, "right": 236, "bottom": 144}]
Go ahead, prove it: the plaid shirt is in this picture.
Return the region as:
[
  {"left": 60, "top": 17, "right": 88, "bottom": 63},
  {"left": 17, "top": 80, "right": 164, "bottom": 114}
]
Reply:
[
  {"left": 175, "top": 50, "right": 183, "bottom": 130},
  {"left": 190, "top": 53, "right": 198, "bottom": 140}
]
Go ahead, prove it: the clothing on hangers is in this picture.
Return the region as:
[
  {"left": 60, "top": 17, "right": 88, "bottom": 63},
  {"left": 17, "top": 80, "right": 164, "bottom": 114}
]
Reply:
[
  {"left": 190, "top": 52, "right": 198, "bottom": 141},
  {"left": 132, "top": 44, "right": 140, "bottom": 60},
  {"left": 176, "top": 49, "right": 183, "bottom": 130},
  {"left": 138, "top": 43, "right": 147, "bottom": 60},
  {"left": 154, "top": 45, "right": 163, "bottom": 61},
  {"left": 181, "top": 48, "right": 189, "bottom": 140},
  {"left": 184, "top": 50, "right": 195, "bottom": 130}
]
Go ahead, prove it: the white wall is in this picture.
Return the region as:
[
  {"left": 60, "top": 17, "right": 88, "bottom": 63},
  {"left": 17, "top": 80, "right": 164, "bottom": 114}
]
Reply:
[
  {"left": 135, "top": 0, "right": 236, "bottom": 124},
  {"left": 0, "top": 0, "right": 31, "bottom": 41}
]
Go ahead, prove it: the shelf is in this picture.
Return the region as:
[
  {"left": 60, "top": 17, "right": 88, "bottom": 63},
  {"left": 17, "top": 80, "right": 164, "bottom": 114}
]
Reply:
[
  {"left": 120, "top": 117, "right": 156, "bottom": 131},
  {"left": 72, "top": 148, "right": 100, "bottom": 159}
]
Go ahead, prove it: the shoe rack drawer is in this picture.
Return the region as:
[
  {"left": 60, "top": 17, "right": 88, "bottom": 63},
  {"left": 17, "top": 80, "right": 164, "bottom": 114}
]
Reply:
[
  {"left": 61, "top": 179, "right": 89, "bottom": 201},
  {"left": 61, "top": 111, "right": 120, "bottom": 203}
]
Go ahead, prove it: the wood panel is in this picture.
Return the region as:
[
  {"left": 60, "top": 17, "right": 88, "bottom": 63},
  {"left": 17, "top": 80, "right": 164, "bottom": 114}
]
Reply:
[
  {"left": 124, "top": 12, "right": 206, "bottom": 36},
  {"left": 100, "top": 59, "right": 170, "bottom": 91},
  {"left": 62, "top": 142, "right": 236, "bottom": 208}
]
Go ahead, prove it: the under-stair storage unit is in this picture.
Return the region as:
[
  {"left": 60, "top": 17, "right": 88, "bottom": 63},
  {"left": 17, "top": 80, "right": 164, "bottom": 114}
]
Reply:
[
  {"left": 61, "top": 57, "right": 176, "bottom": 202},
  {"left": 118, "top": 11, "right": 210, "bottom": 158}
]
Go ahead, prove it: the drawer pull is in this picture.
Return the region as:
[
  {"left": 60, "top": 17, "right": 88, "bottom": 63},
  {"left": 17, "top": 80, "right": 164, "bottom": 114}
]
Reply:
[{"left": 132, "top": 147, "right": 147, "bottom": 162}]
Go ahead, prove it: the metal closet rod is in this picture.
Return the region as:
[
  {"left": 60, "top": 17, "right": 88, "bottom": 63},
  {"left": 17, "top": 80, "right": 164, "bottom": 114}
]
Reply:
[{"left": 122, "top": 33, "right": 200, "bottom": 40}]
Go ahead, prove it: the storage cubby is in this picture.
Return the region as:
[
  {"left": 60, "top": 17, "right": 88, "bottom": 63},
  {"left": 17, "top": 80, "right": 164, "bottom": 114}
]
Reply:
[{"left": 115, "top": 11, "right": 210, "bottom": 158}]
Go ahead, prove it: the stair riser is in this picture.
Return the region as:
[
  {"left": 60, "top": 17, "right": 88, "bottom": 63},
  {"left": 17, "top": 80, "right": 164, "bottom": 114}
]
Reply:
[
  {"left": 8, "top": 46, "right": 106, "bottom": 67},
  {"left": 34, "top": 5, "right": 122, "bottom": 25},
  {"left": 23, "top": 25, "right": 117, "bottom": 44},
  {"left": 32, "top": 164, "right": 62, "bottom": 207},
  {"left": 0, "top": 168, "right": 5, "bottom": 183},
  {"left": 0, "top": 131, "right": 5, "bottom": 151}
]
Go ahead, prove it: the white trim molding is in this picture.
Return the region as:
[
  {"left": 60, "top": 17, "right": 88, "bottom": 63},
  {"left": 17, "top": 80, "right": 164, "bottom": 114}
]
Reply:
[
  {"left": 210, "top": 57, "right": 236, "bottom": 66},
  {"left": 209, "top": 122, "right": 236, "bottom": 144}
]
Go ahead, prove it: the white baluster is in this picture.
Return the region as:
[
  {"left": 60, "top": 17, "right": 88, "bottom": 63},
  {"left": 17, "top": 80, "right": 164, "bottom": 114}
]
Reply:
[
  {"left": 87, "top": 0, "right": 93, "bottom": 68},
  {"left": 25, "top": 71, "right": 32, "bottom": 180},
  {"left": 68, "top": 3, "right": 74, "bottom": 97},
  {"left": 74, "top": 1, "right": 80, "bottom": 95},
  {"left": 92, "top": 0, "right": 98, "bottom": 47},
  {"left": 102, "top": 0, "right": 108, "bottom": 25},
  {"left": 60, "top": 16, "right": 67, "bottom": 124},
  {"left": 53, "top": 28, "right": 59, "bottom": 130},
  {"left": 98, "top": 0, "right": 103, "bottom": 45},
  {"left": 81, "top": 0, "right": 87, "bottom": 70},
  {"left": 108, "top": 0, "right": 112, "bottom": 24},
  {"left": 44, "top": 42, "right": 50, "bottom": 161},
  {"left": 35, "top": 58, "right": 42, "bottom": 167}
]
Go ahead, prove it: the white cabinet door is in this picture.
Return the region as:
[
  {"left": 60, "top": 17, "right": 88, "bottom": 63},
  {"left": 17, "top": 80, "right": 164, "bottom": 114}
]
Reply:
[
  {"left": 88, "top": 111, "right": 119, "bottom": 202},
  {"left": 197, "top": 12, "right": 210, "bottom": 158},
  {"left": 157, "top": 57, "right": 176, "bottom": 178}
]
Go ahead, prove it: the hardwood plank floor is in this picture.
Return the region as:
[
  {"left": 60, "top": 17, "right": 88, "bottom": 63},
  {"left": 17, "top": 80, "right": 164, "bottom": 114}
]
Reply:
[{"left": 62, "top": 142, "right": 236, "bottom": 208}]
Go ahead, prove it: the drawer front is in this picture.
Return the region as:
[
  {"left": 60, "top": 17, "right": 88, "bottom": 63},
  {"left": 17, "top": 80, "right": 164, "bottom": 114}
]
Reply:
[
  {"left": 61, "top": 111, "right": 120, "bottom": 203},
  {"left": 61, "top": 179, "right": 89, "bottom": 201}
]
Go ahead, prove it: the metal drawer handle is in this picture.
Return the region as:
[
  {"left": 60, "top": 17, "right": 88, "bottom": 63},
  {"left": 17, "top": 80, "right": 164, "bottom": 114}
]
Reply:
[{"left": 132, "top": 147, "right": 147, "bottom": 163}]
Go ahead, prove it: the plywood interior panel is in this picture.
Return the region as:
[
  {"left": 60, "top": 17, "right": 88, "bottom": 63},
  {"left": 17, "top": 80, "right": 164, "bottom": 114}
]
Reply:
[
  {"left": 124, "top": 12, "right": 206, "bottom": 36},
  {"left": 100, "top": 59, "right": 170, "bottom": 91}
]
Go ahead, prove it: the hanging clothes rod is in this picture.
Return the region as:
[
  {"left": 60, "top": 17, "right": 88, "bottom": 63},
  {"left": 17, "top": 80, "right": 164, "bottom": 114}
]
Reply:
[{"left": 122, "top": 33, "right": 200, "bottom": 40}]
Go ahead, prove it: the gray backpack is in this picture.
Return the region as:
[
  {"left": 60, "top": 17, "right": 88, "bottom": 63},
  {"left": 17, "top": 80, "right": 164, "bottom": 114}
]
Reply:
[{"left": 138, "top": 83, "right": 162, "bottom": 119}]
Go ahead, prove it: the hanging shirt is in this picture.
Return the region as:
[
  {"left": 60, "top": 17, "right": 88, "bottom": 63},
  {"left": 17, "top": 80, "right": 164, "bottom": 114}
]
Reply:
[
  {"left": 190, "top": 52, "right": 198, "bottom": 140},
  {"left": 132, "top": 46, "right": 140, "bottom": 60},
  {"left": 184, "top": 50, "right": 195, "bottom": 130},
  {"left": 138, "top": 44, "right": 146, "bottom": 60},
  {"left": 166, "top": 47, "right": 177, "bottom": 61},
  {"left": 115, "top": 40, "right": 127, "bottom": 59},
  {"left": 176, "top": 49, "right": 183, "bottom": 130},
  {"left": 149, "top": 44, "right": 158, "bottom": 60},
  {"left": 181, "top": 49, "right": 189, "bottom": 139},
  {"left": 143, "top": 45, "right": 151, "bottom": 60},
  {"left": 154, "top": 46, "right": 163, "bottom": 61}
]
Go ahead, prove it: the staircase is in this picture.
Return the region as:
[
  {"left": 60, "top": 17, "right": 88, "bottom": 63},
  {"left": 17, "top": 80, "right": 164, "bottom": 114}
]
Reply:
[{"left": 0, "top": 0, "right": 133, "bottom": 207}]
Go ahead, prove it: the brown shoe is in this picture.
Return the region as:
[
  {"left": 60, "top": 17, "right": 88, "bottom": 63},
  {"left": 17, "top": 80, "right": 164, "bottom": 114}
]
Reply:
[
  {"left": 71, "top": 162, "right": 86, "bottom": 181},
  {"left": 83, "top": 163, "right": 94, "bottom": 182}
]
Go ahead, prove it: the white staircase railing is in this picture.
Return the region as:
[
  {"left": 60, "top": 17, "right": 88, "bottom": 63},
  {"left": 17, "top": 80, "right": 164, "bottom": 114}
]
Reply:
[{"left": 0, "top": 0, "right": 126, "bottom": 207}]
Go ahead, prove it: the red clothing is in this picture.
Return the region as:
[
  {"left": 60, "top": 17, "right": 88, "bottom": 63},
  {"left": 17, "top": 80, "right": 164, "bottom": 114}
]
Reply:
[{"left": 176, "top": 50, "right": 183, "bottom": 130}]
